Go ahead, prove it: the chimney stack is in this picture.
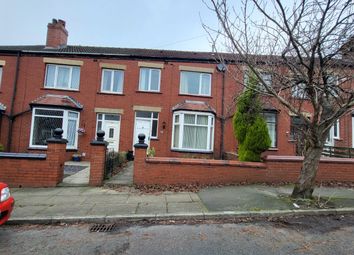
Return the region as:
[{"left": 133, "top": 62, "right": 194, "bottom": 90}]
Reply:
[{"left": 46, "top": 19, "right": 68, "bottom": 48}]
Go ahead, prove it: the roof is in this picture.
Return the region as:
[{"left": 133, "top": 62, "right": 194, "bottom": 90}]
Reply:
[
  {"left": 0, "top": 45, "right": 224, "bottom": 62},
  {"left": 172, "top": 100, "right": 216, "bottom": 114},
  {"left": 30, "top": 94, "right": 83, "bottom": 110},
  {"left": 0, "top": 102, "right": 6, "bottom": 112}
]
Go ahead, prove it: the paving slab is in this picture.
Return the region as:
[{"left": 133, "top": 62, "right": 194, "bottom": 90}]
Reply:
[
  {"left": 36, "top": 204, "right": 95, "bottom": 217},
  {"left": 14, "top": 196, "right": 55, "bottom": 207},
  {"left": 165, "top": 193, "right": 193, "bottom": 203},
  {"left": 11, "top": 205, "right": 50, "bottom": 217},
  {"left": 127, "top": 195, "right": 166, "bottom": 204},
  {"left": 136, "top": 202, "right": 167, "bottom": 214},
  {"left": 82, "top": 195, "right": 129, "bottom": 204},
  {"left": 167, "top": 202, "right": 205, "bottom": 214},
  {"left": 89, "top": 203, "right": 138, "bottom": 216}
]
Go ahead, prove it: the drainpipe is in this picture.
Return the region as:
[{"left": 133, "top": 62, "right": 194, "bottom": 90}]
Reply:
[
  {"left": 7, "top": 51, "right": 21, "bottom": 151},
  {"left": 216, "top": 63, "right": 227, "bottom": 159}
]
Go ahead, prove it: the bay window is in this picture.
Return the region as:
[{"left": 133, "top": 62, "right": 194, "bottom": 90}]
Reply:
[
  {"left": 180, "top": 71, "right": 211, "bottom": 96},
  {"left": 44, "top": 64, "right": 80, "bottom": 90},
  {"left": 30, "top": 108, "right": 80, "bottom": 149},
  {"left": 172, "top": 111, "right": 214, "bottom": 152}
]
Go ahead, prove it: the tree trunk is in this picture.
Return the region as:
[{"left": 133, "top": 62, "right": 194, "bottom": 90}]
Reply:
[{"left": 291, "top": 145, "right": 324, "bottom": 199}]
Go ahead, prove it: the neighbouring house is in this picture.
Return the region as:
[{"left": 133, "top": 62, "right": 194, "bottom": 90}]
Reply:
[{"left": 0, "top": 19, "right": 353, "bottom": 161}]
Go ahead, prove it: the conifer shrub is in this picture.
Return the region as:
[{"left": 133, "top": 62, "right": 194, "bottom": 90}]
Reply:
[{"left": 233, "top": 73, "right": 271, "bottom": 161}]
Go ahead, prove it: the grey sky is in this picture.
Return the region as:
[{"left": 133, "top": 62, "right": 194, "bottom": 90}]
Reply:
[{"left": 0, "top": 0, "right": 218, "bottom": 51}]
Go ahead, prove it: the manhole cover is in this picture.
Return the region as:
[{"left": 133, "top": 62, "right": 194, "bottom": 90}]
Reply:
[{"left": 89, "top": 223, "right": 116, "bottom": 233}]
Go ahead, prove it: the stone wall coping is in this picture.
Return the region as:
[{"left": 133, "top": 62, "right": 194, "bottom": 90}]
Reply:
[
  {"left": 0, "top": 152, "right": 47, "bottom": 160},
  {"left": 145, "top": 157, "right": 267, "bottom": 169},
  {"left": 265, "top": 155, "right": 354, "bottom": 164}
]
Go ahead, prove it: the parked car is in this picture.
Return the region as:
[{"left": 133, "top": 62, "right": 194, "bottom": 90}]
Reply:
[{"left": 0, "top": 182, "right": 15, "bottom": 225}]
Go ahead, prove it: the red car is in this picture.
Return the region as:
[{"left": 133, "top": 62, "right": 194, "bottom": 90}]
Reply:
[{"left": 0, "top": 182, "right": 15, "bottom": 225}]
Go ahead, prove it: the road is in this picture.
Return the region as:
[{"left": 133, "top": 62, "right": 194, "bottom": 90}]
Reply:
[{"left": 1, "top": 215, "right": 354, "bottom": 255}]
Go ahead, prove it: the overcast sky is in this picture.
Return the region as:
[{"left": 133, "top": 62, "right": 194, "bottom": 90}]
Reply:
[{"left": 0, "top": 0, "right": 218, "bottom": 52}]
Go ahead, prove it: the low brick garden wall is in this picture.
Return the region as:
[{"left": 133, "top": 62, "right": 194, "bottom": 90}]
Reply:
[{"left": 134, "top": 144, "right": 354, "bottom": 185}]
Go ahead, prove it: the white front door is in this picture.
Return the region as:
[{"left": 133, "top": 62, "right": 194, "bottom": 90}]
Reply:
[
  {"left": 104, "top": 121, "right": 120, "bottom": 151},
  {"left": 134, "top": 119, "right": 151, "bottom": 147},
  {"left": 96, "top": 114, "right": 121, "bottom": 152}
]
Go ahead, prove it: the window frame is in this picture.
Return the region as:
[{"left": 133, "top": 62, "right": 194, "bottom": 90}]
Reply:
[
  {"left": 262, "top": 111, "right": 277, "bottom": 148},
  {"left": 138, "top": 67, "right": 161, "bottom": 92},
  {"left": 44, "top": 64, "right": 81, "bottom": 91},
  {"left": 243, "top": 69, "right": 272, "bottom": 91},
  {"left": 134, "top": 111, "right": 159, "bottom": 139},
  {"left": 100, "top": 68, "right": 124, "bottom": 94},
  {"left": 171, "top": 110, "right": 214, "bottom": 152},
  {"left": 333, "top": 119, "right": 340, "bottom": 139},
  {"left": 179, "top": 71, "right": 212, "bottom": 97},
  {"left": 29, "top": 107, "right": 80, "bottom": 149}
]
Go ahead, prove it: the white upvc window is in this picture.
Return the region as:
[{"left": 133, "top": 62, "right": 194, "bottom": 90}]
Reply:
[
  {"left": 291, "top": 82, "right": 308, "bottom": 99},
  {"left": 139, "top": 68, "right": 161, "bottom": 92},
  {"left": 243, "top": 70, "right": 272, "bottom": 91},
  {"left": 180, "top": 71, "right": 211, "bottom": 96},
  {"left": 333, "top": 119, "right": 340, "bottom": 139},
  {"left": 172, "top": 111, "right": 214, "bottom": 152},
  {"left": 44, "top": 64, "right": 80, "bottom": 90},
  {"left": 30, "top": 107, "right": 80, "bottom": 149},
  {"left": 263, "top": 111, "right": 277, "bottom": 148},
  {"left": 101, "top": 68, "right": 124, "bottom": 94}
]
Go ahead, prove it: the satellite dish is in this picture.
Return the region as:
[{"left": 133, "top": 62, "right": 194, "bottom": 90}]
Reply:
[{"left": 216, "top": 63, "right": 227, "bottom": 72}]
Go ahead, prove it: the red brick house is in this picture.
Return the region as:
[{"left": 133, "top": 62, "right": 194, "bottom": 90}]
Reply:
[{"left": 0, "top": 19, "right": 353, "bottom": 161}]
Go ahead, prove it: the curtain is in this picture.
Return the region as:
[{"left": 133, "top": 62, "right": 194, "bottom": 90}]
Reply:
[
  {"left": 67, "top": 119, "right": 77, "bottom": 147},
  {"left": 57, "top": 66, "right": 70, "bottom": 88},
  {"left": 113, "top": 70, "right": 123, "bottom": 92},
  {"left": 200, "top": 74, "right": 211, "bottom": 95},
  {"left": 139, "top": 68, "right": 149, "bottom": 90},
  {"left": 45, "top": 65, "right": 56, "bottom": 87},
  {"left": 71, "top": 67, "right": 80, "bottom": 89},
  {"left": 102, "top": 70, "right": 112, "bottom": 91},
  {"left": 150, "top": 69, "right": 160, "bottom": 91}
]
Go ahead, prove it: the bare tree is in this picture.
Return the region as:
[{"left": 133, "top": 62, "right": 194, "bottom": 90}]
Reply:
[{"left": 204, "top": 0, "right": 354, "bottom": 198}]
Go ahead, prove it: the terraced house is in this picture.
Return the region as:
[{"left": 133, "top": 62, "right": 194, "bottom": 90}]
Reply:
[{"left": 0, "top": 19, "right": 353, "bottom": 161}]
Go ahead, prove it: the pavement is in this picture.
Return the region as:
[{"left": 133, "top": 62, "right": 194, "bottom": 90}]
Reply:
[{"left": 8, "top": 184, "right": 354, "bottom": 224}]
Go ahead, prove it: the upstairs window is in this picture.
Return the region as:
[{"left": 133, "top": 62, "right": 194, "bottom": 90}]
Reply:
[
  {"left": 101, "top": 69, "right": 124, "bottom": 94},
  {"left": 291, "top": 82, "right": 308, "bottom": 99},
  {"left": 243, "top": 70, "right": 272, "bottom": 91},
  {"left": 180, "top": 71, "right": 211, "bottom": 96},
  {"left": 45, "top": 64, "right": 80, "bottom": 90},
  {"left": 139, "top": 68, "right": 161, "bottom": 92}
]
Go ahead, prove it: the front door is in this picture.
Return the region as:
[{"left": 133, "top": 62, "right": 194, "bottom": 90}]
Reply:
[
  {"left": 105, "top": 121, "right": 120, "bottom": 151},
  {"left": 134, "top": 119, "right": 151, "bottom": 147},
  {"left": 96, "top": 114, "right": 121, "bottom": 152}
]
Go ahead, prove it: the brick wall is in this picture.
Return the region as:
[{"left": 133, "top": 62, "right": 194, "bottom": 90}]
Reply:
[
  {"left": 0, "top": 140, "right": 67, "bottom": 187},
  {"left": 134, "top": 147, "right": 354, "bottom": 185}
]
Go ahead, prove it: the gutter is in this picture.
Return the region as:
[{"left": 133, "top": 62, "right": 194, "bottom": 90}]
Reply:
[{"left": 6, "top": 51, "right": 21, "bottom": 151}]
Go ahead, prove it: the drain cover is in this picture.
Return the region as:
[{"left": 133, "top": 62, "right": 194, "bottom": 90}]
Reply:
[{"left": 89, "top": 223, "right": 116, "bottom": 233}]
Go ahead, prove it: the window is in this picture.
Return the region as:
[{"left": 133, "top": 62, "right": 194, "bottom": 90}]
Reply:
[
  {"left": 263, "top": 111, "right": 277, "bottom": 148},
  {"left": 30, "top": 108, "right": 80, "bottom": 149},
  {"left": 44, "top": 64, "right": 80, "bottom": 90},
  {"left": 101, "top": 69, "right": 124, "bottom": 93},
  {"left": 139, "top": 68, "right": 161, "bottom": 92},
  {"left": 291, "top": 82, "right": 308, "bottom": 99},
  {"left": 326, "top": 75, "right": 339, "bottom": 97},
  {"left": 172, "top": 111, "right": 214, "bottom": 152},
  {"left": 135, "top": 111, "right": 159, "bottom": 138},
  {"left": 333, "top": 119, "right": 340, "bottom": 139},
  {"left": 0, "top": 66, "right": 3, "bottom": 88},
  {"left": 180, "top": 71, "right": 211, "bottom": 96},
  {"left": 290, "top": 116, "right": 306, "bottom": 140},
  {"left": 243, "top": 70, "right": 272, "bottom": 91}
]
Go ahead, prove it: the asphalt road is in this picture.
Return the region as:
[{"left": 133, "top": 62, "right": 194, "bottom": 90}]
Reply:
[{"left": 1, "top": 215, "right": 354, "bottom": 255}]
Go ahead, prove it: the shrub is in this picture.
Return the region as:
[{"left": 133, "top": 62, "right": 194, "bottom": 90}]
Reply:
[
  {"left": 233, "top": 73, "right": 271, "bottom": 161},
  {"left": 0, "top": 144, "right": 3, "bottom": 152}
]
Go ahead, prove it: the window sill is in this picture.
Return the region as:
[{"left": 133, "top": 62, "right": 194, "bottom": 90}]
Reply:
[
  {"left": 268, "top": 147, "right": 278, "bottom": 151},
  {"left": 334, "top": 138, "right": 342, "bottom": 141},
  {"left": 135, "top": 90, "right": 162, "bottom": 94},
  {"left": 150, "top": 138, "right": 159, "bottom": 141},
  {"left": 171, "top": 148, "right": 213, "bottom": 154},
  {"left": 41, "top": 87, "right": 79, "bottom": 92},
  {"left": 97, "top": 92, "right": 125, "bottom": 96},
  {"left": 28, "top": 147, "right": 78, "bottom": 151},
  {"left": 178, "top": 93, "right": 212, "bottom": 99}
]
